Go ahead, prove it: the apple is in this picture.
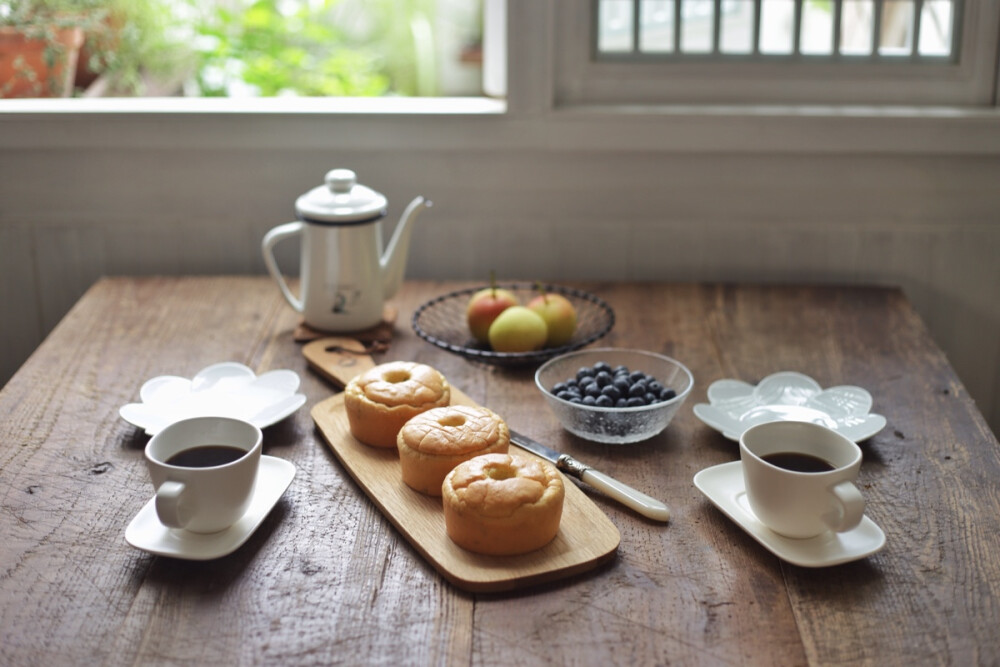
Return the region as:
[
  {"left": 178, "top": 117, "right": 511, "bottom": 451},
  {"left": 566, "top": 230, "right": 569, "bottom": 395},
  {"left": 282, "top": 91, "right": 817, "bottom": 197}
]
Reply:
[
  {"left": 466, "top": 286, "right": 519, "bottom": 343},
  {"left": 488, "top": 306, "right": 548, "bottom": 352},
  {"left": 527, "top": 291, "right": 577, "bottom": 347}
]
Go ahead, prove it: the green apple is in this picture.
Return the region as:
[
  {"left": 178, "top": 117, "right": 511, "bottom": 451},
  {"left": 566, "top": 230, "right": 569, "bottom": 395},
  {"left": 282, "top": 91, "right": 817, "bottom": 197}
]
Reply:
[
  {"left": 527, "top": 292, "right": 577, "bottom": 347},
  {"left": 488, "top": 306, "right": 548, "bottom": 352},
  {"left": 466, "top": 286, "right": 519, "bottom": 343}
]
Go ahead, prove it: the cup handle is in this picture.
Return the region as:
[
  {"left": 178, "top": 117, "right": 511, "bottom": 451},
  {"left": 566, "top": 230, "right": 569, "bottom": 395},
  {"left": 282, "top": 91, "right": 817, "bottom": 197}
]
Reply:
[
  {"left": 824, "top": 480, "right": 865, "bottom": 533},
  {"left": 155, "top": 480, "right": 191, "bottom": 529},
  {"left": 261, "top": 221, "right": 305, "bottom": 313}
]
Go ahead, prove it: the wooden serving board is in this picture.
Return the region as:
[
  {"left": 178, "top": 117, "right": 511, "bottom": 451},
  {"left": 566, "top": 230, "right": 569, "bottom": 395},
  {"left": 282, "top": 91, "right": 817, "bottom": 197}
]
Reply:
[
  {"left": 311, "top": 389, "right": 621, "bottom": 593},
  {"left": 302, "top": 336, "right": 378, "bottom": 389}
]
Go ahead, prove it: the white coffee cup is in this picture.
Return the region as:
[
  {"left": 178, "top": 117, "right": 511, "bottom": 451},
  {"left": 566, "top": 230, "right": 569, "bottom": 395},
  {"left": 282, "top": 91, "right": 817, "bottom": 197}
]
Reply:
[
  {"left": 145, "top": 417, "right": 263, "bottom": 534},
  {"left": 740, "top": 421, "right": 865, "bottom": 539}
]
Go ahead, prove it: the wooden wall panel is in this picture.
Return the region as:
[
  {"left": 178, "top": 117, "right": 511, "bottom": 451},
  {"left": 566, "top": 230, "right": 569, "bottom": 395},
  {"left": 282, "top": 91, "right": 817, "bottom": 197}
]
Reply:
[
  {"left": 1, "top": 147, "right": 997, "bottom": 435},
  {"left": 0, "top": 224, "right": 42, "bottom": 388}
]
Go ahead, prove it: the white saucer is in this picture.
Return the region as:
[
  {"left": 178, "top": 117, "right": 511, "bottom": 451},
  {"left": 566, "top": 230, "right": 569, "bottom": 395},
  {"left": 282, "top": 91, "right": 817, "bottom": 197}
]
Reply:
[
  {"left": 120, "top": 362, "right": 307, "bottom": 436},
  {"left": 693, "top": 461, "right": 885, "bottom": 567},
  {"left": 693, "top": 371, "right": 887, "bottom": 442},
  {"left": 125, "top": 455, "right": 296, "bottom": 560}
]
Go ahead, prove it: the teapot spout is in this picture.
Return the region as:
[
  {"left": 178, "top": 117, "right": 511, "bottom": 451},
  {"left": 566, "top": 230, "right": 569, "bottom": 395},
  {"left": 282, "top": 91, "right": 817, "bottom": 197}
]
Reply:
[{"left": 381, "top": 196, "right": 432, "bottom": 299}]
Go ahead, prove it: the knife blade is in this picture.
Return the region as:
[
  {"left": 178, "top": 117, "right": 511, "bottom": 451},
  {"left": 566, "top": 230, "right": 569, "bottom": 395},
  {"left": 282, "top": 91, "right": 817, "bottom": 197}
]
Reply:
[{"left": 510, "top": 430, "right": 671, "bottom": 522}]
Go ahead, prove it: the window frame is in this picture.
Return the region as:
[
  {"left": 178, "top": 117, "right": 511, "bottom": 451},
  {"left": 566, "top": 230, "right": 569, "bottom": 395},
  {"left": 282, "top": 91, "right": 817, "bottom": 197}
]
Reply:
[
  {"left": 552, "top": 0, "right": 1000, "bottom": 107},
  {"left": 0, "top": 0, "right": 998, "bottom": 159}
]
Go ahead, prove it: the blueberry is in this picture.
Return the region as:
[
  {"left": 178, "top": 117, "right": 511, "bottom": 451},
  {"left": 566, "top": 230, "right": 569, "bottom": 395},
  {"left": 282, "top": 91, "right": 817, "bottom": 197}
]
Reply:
[
  {"left": 644, "top": 392, "right": 659, "bottom": 404},
  {"left": 661, "top": 388, "right": 677, "bottom": 401},
  {"left": 564, "top": 378, "right": 578, "bottom": 388},
  {"left": 569, "top": 396, "right": 583, "bottom": 404},
  {"left": 553, "top": 382, "right": 568, "bottom": 394},
  {"left": 578, "top": 376, "right": 596, "bottom": 389},
  {"left": 629, "top": 370, "right": 646, "bottom": 383},
  {"left": 595, "top": 395, "right": 614, "bottom": 407},
  {"left": 616, "top": 397, "right": 628, "bottom": 407},
  {"left": 594, "top": 362, "right": 613, "bottom": 374},
  {"left": 613, "top": 377, "right": 631, "bottom": 394},
  {"left": 648, "top": 380, "right": 664, "bottom": 394},
  {"left": 595, "top": 371, "right": 613, "bottom": 387},
  {"left": 628, "top": 382, "right": 647, "bottom": 398},
  {"left": 582, "top": 395, "right": 597, "bottom": 406},
  {"left": 601, "top": 385, "right": 621, "bottom": 401},
  {"left": 626, "top": 397, "right": 645, "bottom": 407},
  {"left": 584, "top": 383, "right": 601, "bottom": 398},
  {"left": 613, "top": 365, "right": 629, "bottom": 375},
  {"left": 577, "top": 366, "right": 595, "bottom": 380}
]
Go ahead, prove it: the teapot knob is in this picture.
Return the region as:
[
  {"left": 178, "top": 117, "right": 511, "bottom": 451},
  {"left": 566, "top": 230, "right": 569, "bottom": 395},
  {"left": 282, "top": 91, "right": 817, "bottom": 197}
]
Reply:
[{"left": 325, "top": 168, "right": 357, "bottom": 194}]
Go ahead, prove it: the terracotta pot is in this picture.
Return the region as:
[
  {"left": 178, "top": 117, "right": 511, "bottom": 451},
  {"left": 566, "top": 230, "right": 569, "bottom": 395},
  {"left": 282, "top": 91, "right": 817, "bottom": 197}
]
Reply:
[{"left": 0, "top": 24, "right": 85, "bottom": 98}]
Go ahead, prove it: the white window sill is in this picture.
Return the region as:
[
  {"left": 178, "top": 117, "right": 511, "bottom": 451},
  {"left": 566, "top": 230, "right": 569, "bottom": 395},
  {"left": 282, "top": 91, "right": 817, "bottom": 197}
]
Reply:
[
  {"left": 0, "top": 96, "right": 507, "bottom": 115},
  {"left": 1, "top": 96, "right": 998, "bottom": 156}
]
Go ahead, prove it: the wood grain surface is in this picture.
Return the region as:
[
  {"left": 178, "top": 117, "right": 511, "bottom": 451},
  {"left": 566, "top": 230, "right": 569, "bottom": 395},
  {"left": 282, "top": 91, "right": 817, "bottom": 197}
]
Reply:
[
  {"left": 1, "top": 277, "right": 998, "bottom": 666},
  {"left": 312, "top": 389, "right": 619, "bottom": 592}
]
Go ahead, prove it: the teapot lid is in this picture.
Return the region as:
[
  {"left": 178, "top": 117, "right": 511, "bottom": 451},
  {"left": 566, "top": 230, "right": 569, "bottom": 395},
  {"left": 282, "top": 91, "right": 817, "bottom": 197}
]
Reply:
[{"left": 295, "top": 169, "right": 388, "bottom": 224}]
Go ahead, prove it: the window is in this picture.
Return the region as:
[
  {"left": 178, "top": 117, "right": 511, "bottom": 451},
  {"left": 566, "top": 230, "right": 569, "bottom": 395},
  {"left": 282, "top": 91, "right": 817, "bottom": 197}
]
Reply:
[
  {"left": 554, "top": 0, "right": 1000, "bottom": 106},
  {"left": 595, "top": 0, "right": 960, "bottom": 62},
  {"left": 0, "top": 0, "right": 485, "bottom": 100}
]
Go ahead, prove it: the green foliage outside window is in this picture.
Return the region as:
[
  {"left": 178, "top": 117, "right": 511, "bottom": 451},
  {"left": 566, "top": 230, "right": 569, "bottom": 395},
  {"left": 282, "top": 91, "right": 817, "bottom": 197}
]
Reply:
[
  {"left": 183, "top": 0, "right": 438, "bottom": 98},
  {"left": 2, "top": 0, "right": 452, "bottom": 98}
]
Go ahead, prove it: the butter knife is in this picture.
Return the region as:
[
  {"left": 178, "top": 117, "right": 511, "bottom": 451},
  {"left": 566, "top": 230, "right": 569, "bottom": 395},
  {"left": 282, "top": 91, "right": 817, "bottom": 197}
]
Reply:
[{"left": 510, "top": 430, "right": 671, "bottom": 522}]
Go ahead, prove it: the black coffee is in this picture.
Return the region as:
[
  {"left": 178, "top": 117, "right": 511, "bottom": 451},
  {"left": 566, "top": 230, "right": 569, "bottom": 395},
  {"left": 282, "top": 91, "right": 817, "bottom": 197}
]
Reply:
[
  {"left": 761, "top": 452, "right": 836, "bottom": 473},
  {"left": 166, "top": 445, "right": 247, "bottom": 468}
]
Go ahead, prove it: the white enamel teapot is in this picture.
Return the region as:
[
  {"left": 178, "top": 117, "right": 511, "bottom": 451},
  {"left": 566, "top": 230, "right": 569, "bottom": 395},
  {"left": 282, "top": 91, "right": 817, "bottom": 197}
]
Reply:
[{"left": 262, "top": 169, "right": 431, "bottom": 332}]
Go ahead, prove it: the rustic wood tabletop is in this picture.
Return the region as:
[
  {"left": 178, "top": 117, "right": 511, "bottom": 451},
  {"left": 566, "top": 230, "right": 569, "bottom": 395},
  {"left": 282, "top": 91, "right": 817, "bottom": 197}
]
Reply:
[{"left": 1, "top": 276, "right": 997, "bottom": 665}]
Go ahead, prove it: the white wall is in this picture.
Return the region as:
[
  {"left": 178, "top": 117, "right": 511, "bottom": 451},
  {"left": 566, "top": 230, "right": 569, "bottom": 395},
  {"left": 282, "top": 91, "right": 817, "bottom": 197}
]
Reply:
[
  {"left": 1, "top": 2, "right": 999, "bottom": 434},
  {"left": 1, "top": 109, "right": 998, "bottom": 436}
]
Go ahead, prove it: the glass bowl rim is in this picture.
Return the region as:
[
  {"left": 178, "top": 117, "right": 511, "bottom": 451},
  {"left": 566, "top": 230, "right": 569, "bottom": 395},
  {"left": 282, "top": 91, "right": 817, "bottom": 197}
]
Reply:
[{"left": 534, "top": 347, "right": 695, "bottom": 414}]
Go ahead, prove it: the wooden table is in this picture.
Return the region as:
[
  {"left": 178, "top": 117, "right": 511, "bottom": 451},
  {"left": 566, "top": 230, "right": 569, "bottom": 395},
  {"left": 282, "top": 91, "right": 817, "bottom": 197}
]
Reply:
[{"left": 2, "top": 277, "right": 998, "bottom": 665}]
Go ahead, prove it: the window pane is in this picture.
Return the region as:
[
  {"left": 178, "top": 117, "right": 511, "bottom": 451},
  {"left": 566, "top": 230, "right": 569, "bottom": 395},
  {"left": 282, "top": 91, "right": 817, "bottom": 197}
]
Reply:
[
  {"left": 640, "top": 0, "right": 676, "bottom": 53},
  {"left": 599, "top": 0, "right": 636, "bottom": 52},
  {"left": 595, "top": 0, "right": 964, "bottom": 62},
  {"left": 801, "top": 1, "right": 834, "bottom": 55},
  {"left": 919, "top": 0, "right": 954, "bottom": 56},
  {"left": 0, "top": 0, "right": 485, "bottom": 99},
  {"left": 759, "top": 0, "right": 795, "bottom": 55},
  {"left": 720, "top": 0, "right": 754, "bottom": 54},
  {"left": 680, "top": 0, "right": 715, "bottom": 53},
  {"left": 880, "top": 0, "right": 915, "bottom": 56},
  {"left": 840, "top": 0, "right": 874, "bottom": 54}
]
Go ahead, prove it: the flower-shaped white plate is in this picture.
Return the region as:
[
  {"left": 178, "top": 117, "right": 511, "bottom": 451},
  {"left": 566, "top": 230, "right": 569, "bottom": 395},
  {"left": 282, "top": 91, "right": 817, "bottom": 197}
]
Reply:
[
  {"left": 692, "top": 371, "right": 886, "bottom": 442},
  {"left": 120, "top": 362, "right": 307, "bottom": 436}
]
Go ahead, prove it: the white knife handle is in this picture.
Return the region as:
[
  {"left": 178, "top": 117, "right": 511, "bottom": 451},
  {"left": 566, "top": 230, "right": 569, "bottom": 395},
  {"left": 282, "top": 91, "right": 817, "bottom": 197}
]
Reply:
[{"left": 579, "top": 468, "right": 671, "bottom": 523}]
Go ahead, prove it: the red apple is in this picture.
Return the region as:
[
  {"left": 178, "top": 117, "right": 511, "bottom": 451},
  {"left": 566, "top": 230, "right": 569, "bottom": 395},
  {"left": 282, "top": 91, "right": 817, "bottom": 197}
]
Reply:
[
  {"left": 527, "top": 291, "right": 577, "bottom": 346},
  {"left": 466, "top": 286, "right": 519, "bottom": 343}
]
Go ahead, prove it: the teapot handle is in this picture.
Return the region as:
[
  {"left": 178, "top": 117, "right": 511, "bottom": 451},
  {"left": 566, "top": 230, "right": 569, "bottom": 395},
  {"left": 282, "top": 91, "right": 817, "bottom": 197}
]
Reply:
[{"left": 262, "top": 221, "right": 305, "bottom": 313}]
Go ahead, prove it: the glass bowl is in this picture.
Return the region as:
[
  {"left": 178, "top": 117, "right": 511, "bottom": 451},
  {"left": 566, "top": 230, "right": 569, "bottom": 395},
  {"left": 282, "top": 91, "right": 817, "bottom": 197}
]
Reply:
[
  {"left": 535, "top": 348, "right": 694, "bottom": 444},
  {"left": 411, "top": 283, "right": 615, "bottom": 367}
]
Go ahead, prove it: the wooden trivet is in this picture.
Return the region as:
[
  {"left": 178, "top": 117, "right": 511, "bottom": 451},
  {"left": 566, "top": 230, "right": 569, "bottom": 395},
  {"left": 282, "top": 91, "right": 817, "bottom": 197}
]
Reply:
[{"left": 293, "top": 304, "right": 398, "bottom": 343}]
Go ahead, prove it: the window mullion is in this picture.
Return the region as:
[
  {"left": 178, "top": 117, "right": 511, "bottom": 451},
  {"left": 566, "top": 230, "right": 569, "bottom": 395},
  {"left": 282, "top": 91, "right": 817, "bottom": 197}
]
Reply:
[
  {"left": 912, "top": 0, "right": 925, "bottom": 60},
  {"left": 832, "top": 0, "right": 844, "bottom": 58},
  {"left": 872, "top": 0, "right": 884, "bottom": 54},
  {"left": 752, "top": 0, "right": 763, "bottom": 56},
  {"left": 631, "top": 0, "right": 641, "bottom": 53},
  {"left": 674, "top": 0, "right": 683, "bottom": 55},
  {"left": 792, "top": 0, "right": 804, "bottom": 57},
  {"left": 713, "top": 0, "right": 723, "bottom": 55}
]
